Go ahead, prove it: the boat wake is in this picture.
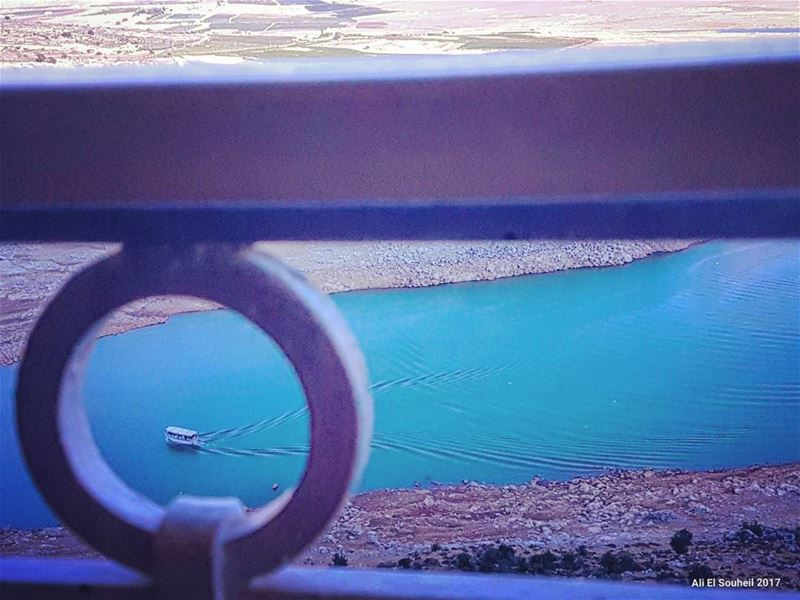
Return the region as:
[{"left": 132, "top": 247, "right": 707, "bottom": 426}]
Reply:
[
  {"left": 196, "top": 363, "right": 506, "bottom": 443},
  {"left": 197, "top": 406, "right": 308, "bottom": 444},
  {"left": 191, "top": 363, "right": 512, "bottom": 456}
]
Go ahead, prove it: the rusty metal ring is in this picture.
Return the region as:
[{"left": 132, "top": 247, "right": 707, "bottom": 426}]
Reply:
[{"left": 15, "top": 244, "right": 373, "bottom": 578}]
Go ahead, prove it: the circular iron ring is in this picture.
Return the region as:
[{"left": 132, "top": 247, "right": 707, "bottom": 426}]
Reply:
[{"left": 15, "top": 244, "right": 373, "bottom": 577}]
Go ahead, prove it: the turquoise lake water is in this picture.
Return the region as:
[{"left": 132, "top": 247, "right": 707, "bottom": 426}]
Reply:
[{"left": 1, "top": 240, "right": 799, "bottom": 527}]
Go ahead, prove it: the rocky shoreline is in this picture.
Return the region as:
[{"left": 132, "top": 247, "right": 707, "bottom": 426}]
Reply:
[
  {"left": 0, "top": 240, "right": 693, "bottom": 366},
  {"left": 2, "top": 463, "right": 798, "bottom": 589}
]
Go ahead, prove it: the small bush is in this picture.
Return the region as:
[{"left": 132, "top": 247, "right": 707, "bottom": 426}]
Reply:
[
  {"left": 600, "top": 550, "right": 641, "bottom": 575},
  {"left": 497, "top": 544, "right": 515, "bottom": 559},
  {"left": 477, "top": 545, "right": 517, "bottom": 573},
  {"left": 741, "top": 521, "right": 764, "bottom": 537},
  {"left": 397, "top": 558, "right": 412, "bottom": 569},
  {"left": 656, "top": 568, "right": 675, "bottom": 581},
  {"left": 618, "top": 552, "right": 642, "bottom": 572},
  {"left": 688, "top": 562, "right": 714, "bottom": 583},
  {"left": 455, "top": 552, "right": 473, "bottom": 572},
  {"left": 331, "top": 552, "right": 348, "bottom": 567},
  {"left": 527, "top": 550, "right": 557, "bottom": 574},
  {"left": 431, "top": 543, "right": 442, "bottom": 552},
  {"left": 670, "top": 529, "right": 693, "bottom": 555},
  {"left": 599, "top": 551, "right": 617, "bottom": 574},
  {"left": 560, "top": 551, "right": 579, "bottom": 572},
  {"left": 514, "top": 557, "right": 529, "bottom": 574}
]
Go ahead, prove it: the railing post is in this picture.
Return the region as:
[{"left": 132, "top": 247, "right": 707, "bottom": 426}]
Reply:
[{"left": 154, "top": 497, "right": 247, "bottom": 600}]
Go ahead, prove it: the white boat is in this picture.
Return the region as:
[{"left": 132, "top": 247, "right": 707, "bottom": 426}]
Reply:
[{"left": 165, "top": 426, "right": 200, "bottom": 448}]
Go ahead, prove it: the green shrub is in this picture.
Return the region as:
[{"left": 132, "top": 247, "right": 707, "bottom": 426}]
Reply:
[
  {"left": 527, "top": 550, "right": 557, "bottom": 574},
  {"left": 741, "top": 521, "right": 764, "bottom": 537},
  {"left": 600, "top": 550, "right": 641, "bottom": 575},
  {"left": 455, "top": 552, "right": 473, "bottom": 571},
  {"left": 688, "top": 562, "right": 714, "bottom": 583},
  {"left": 670, "top": 529, "right": 693, "bottom": 554},
  {"left": 560, "top": 551, "right": 578, "bottom": 572},
  {"left": 477, "top": 544, "right": 518, "bottom": 573}
]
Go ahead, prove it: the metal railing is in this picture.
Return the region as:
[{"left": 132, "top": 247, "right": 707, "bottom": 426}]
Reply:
[{"left": 1, "top": 40, "right": 798, "bottom": 599}]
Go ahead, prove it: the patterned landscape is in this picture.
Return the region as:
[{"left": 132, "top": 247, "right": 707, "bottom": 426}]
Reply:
[{"left": 1, "top": 1, "right": 798, "bottom": 66}]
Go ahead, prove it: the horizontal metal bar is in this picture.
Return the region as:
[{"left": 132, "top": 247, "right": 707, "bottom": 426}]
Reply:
[
  {"left": 1, "top": 192, "right": 797, "bottom": 242},
  {"left": 0, "top": 558, "right": 153, "bottom": 600},
  {"left": 2, "top": 41, "right": 798, "bottom": 215},
  {"left": 0, "top": 558, "right": 781, "bottom": 600}
]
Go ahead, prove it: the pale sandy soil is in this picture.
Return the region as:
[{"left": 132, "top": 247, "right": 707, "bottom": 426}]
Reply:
[
  {"left": 0, "top": 240, "right": 693, "bottom": 366},
  {"left": 3, "top": 463, "right": 798, "bottom": 588},
  {"left": 1, "top": 1, "right": 797, "bottom": 66}
]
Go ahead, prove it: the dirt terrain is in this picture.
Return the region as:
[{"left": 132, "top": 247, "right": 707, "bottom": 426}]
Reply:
[
  {"left": 2, "top": 1, "right": 796, "bottom": 66},
  {"left": 3, "top": 463, "right": 799, "bottom": 589}
]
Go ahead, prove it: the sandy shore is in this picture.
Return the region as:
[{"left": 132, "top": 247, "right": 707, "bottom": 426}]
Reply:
[
  {"left": 3, "top": 463, "right": 798, "bottom": 588},
  {"left": 0, "top": 240, "right": 693, "bottom": 366}
]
